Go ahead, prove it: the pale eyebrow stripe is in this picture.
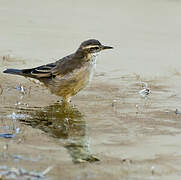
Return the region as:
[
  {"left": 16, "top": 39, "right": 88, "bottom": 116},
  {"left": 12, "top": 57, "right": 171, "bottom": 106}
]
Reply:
[{"left": 82, "top": 45, "right": 100, "bottom": 49}]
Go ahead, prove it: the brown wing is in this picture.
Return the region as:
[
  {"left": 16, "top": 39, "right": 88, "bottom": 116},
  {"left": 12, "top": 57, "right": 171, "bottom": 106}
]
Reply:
[
  {"left": 22, "top": 54, "right": 75, "bottom": 78},
  {"left": 29, "top": 62, "right": 57, "bottom": 78},
  {"left": 21, "top": 62, "right": 57, "bottom": 78}
]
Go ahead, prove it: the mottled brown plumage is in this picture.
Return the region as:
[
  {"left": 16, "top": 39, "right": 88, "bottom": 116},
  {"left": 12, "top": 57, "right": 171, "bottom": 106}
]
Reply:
[{"left": 3, "top": 39, "right": 113, "bottom": 102}]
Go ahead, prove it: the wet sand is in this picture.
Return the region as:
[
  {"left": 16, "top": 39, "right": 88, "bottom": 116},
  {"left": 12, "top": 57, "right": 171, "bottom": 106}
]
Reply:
[{"left": 1, "top": 0, "right": 181, "bottom": 179}]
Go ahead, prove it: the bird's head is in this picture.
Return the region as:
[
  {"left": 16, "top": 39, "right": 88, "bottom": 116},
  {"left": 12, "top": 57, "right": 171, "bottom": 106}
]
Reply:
[{"left": 77, "top": 39, "right": 113, "bottom": 58}]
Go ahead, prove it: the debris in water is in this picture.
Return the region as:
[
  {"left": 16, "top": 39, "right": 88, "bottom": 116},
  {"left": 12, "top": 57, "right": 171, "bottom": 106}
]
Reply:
[
  {"left": 0, "top": 166, "right": 52, "bottom": 180},
  {"left": 121, "top": 158, "right": 132, "bottom": 163},
  {"left": 15, "top": 128, "right": 20, "bottom": 134},
  {"left": 41, "top": 166, "right": 54, "bottom": 176},
  {"left": 0, "top": 133, "right": 15, "bottom": 138},
  {"left": 3, "top": 144, "right": 8, "bottom": 151},
  {"left": 112, "top": 99, "right": 117, "bottom": 107},
  {"left": 139, "top": 88, "right": 151, "bottom": 98},
  {"left": 175, "top": 109, "right": 181, "bottom": 115},
  {"left": 7, "top": 112, "right": 17, "bottom": 120},
  {"left": 135, "top": 104, "right": 139, "bottom": 113},
  {"left": 15, "top": 101, "right": 21, "bottom": 106},
  {"left": 7, "top": 112, "right": 30, "bottom": 120},
  {"left": 151, "top": 166, "right": 155, "bottom": 175},
  {"left": 16, "top": 84, "right": 25, "bottom": 94},
  {"left": 139, "top": 82, "right": 151, "bottom": 98}
]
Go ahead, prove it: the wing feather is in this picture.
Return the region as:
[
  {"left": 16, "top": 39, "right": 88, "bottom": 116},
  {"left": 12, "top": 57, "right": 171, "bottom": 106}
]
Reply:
[
  {"left": 30, "top": 63, "right": 57, "bottom": 78},
  {"left": 22, "top": 53, "right": 76, "bottom": 78}
]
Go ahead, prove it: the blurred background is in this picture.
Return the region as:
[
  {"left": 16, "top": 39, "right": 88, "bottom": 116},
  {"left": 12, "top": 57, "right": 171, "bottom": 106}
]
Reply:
[
  {"left": 0, "top": 0, "right": 181, "bottom": 76},
  {"left": 1, "top": 0, "right": 181, "bottom": 179}
]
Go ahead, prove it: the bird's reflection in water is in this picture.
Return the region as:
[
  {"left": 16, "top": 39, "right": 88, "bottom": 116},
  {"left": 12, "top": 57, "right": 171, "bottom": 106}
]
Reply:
[{"left": 19, "top": 102, "right": 99, "bottom": 163}]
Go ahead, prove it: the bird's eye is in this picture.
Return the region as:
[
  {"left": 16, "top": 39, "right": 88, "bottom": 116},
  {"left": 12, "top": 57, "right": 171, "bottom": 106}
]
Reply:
[{"left": 90, "top": 47, "right": 99, "bottom": 51}]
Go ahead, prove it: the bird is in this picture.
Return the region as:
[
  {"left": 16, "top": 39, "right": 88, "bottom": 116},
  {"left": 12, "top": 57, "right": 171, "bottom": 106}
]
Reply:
[{"left": 3, "top": 39, "right": 113, "bottom": 103}]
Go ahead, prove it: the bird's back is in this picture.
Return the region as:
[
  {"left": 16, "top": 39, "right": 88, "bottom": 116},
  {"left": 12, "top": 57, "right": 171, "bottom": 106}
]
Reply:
[{"left": 41, "top": 54, "right": 96, "bottom": 100}]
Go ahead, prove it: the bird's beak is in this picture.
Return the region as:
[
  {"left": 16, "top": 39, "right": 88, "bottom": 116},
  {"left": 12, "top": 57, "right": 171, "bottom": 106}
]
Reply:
[{"left": 101, "top": 45, "right": 113, "bottom": 50}]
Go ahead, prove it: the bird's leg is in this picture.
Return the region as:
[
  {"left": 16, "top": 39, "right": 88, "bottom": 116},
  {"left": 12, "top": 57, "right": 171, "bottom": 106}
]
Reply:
[
  {"left": 62, "top": 96, "right": 71, "bottom": 104},
  {"left": 60, "top": 96, "right": 73, "bottom": 110}
]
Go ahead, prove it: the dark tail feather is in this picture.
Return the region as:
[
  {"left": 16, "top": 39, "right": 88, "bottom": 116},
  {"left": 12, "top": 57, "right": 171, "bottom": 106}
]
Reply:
[{"left": 3, "top": 69, "right": 23, "bottom": 75}]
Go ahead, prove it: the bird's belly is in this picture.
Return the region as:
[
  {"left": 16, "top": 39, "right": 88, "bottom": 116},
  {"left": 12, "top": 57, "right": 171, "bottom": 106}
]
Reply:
[{"left": 46, "top": 63, "right": 95, "bottom": 97}]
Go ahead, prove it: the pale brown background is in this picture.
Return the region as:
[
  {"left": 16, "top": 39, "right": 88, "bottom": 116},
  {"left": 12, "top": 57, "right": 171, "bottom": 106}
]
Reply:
[{"left": 1, "top": 0, "right": 181, "bottom": 179}]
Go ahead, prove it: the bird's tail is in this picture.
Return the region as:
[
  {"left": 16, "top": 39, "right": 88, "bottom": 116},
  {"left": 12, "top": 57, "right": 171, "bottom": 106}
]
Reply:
[{"left": 3, "top": 68, "right": 24, "bottom": 76}]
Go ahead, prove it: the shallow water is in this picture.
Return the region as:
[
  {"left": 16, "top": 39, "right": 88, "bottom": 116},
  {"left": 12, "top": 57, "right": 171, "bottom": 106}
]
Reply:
[{"left": 1, "top": 0, "right": 181, "bottom": 179}]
